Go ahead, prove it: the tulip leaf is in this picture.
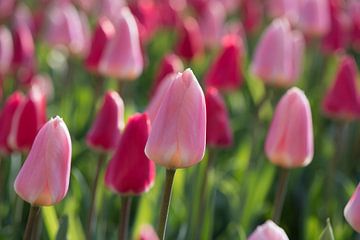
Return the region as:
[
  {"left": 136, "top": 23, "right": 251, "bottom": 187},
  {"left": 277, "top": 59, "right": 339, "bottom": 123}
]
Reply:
[
  {"left": 319, "top": 218, "right": 335, "bottom": 240},
  {"left": 56, "top": 216, "right": 69, "bottom": 240},
  {"left": 42, "top": 206, "right": 59, "bottom": 240}
]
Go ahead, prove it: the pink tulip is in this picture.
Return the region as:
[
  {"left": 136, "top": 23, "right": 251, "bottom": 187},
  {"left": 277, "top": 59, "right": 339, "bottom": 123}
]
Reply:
[
  {"left": 0, "top": 26, "right": 13, "bottom": 76},
  {"left": 44, "top": 1, "right": 90, "bottom": 56},
  {"left": 0, "top": 0, "right": 15, "bottom": 20},
  {"left": 205, "top": 34, "right": 243, "bottom": 90},
  {"left": 30, "top": 74, "right": 54, "bottom": 101},
  {"left": 8, "top": 86, "right": 47, "bottom": 151},
  {"left": 85, "top": 16, "right": 115, "bottom": 73},
  {"left": 344, "top": 183, "right": 360, "bottom": 233},
  {"left": 265, "top": 87, "right": 313, "bottom": 168},
  {"left": 14, "top": 116, "right": 72, "bottom": 206},
  {"left": 12, "top": 23, "right": 35, "bottom": 69},
  {"left": 176, "top": 17, "right": 204, "bottom": 61},
  {"left": 98, "top": 0, "right": 126, "bottom": 22},
  {"left": 145, "top": 69, "right": 206, "bottom": 169},
  {"left": 205, "top": 87, "right": 232, "bottom": 147},
  {"left": 298, "top": 0, "right": 330, "bottom": 37},
  {"left": 0, "top": 92, "right": 25, "bottom": 154},
  {"left": 251, "top": 18, "right": 305, "bottom": 87},
  {"left": 13, "top": 3, "right": 35, "bottom": 35},
  {"left": 151, "top": 53, "right": 183, "bottom": 97},
  {"left": 248, "top": 220, "right": 289, "bottom": 240},
  {"left": 86, "top": 91, "right": 124, "bottom": 152},
  {"left": 138, "top": 224, "right": 159, "bottom": 240},
  {"left": 99, "top": 7, "right": 143, "bottom": 80},
  {"left": 105, "top": 113, "right": 155, "bottom": 195},
  {"left": 268, "top": 0, "right": 300, "bottom": 24},
  {"left": 322, "top": 55, "right": 360, "bottom": 120}
]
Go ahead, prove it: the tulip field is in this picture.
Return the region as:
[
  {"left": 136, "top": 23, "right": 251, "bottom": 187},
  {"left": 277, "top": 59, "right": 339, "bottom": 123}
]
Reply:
[{"left": 1, "top": 0, "right": 360, "bottom": 240}]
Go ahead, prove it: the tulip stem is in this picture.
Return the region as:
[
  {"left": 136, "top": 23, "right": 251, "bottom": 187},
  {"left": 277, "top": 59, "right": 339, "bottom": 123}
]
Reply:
[
  {"left": 23, "top": 206, "right": 40, "bottom": 240},
  {"left": 118, "top": 196, "right": 132, "bottom": 240},
  {"left": 86, "top": 152, "right": 107, "bottom": 239},
  {"left": 272, "top": 168, "right": 289, "bottom": 223},
  {"left": 158, "top": 168, "right": 176, "bottom": 240},
  {"left": 194, "top": 149, "right": 214, "bottom": 239}
]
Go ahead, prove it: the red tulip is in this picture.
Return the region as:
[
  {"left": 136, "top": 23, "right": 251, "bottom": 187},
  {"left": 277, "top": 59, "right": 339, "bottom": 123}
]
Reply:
[
  {"left": 86, "top": 91, "right": 124, "bottom": 152},
  {"left": 105, "top": 113, "right": 155, "bottom": 195},
  {"left": 205, "top": 87, "right": 232, "bottom": 147},
  {"left": 205, "top": 34, "right": 243, "bottom": 90},
  {"left": 176, "top": 17, "right": 203, "bottom": 61}
]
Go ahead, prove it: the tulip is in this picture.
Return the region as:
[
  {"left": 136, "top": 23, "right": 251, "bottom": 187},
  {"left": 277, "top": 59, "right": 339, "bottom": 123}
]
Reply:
[
  {"left": 86, "top": 91, "right": 124, "bottom": 151},
  {"left": 268, "top": 0, "right": 300, "bottom": 24},
  {"left": 298, "top": 0, "right": 330, "bottom": 37},
  {"left": 13, "top": 3, "right": 35, "bottom": 35},
  {"left": 348, "top": 0, "right": 360, "bottom": 51},
  {"left": 176, "top": 17, "right": 204, "bottom": 61},
  {"left": 44, "top": 1, "right": 90, "bottom": 56},
  {"left": 205, "top": 87, "right": 232, "bottom": 147},
  {"left": 0, "top": 92, "right": 25, "bottom": 154},
  {"left": 98, "top": 0, "right": 126, "bottom": 22},
  {"left": 344, "top": 183, "right": 360, "bottom": 233},
  {"left": 12, "top": 23, "right": 35, "bottom": 69},
  {"left": 151, "top": 53, "right": 183, "bottom": 97},
  {"left": 14, "top": 116, "right": 72, "bottom": 206},
  {"left": 205, "top": 34, "right": 243, "bottom": 90},
  {"left": 30, "top": 74, "right": 54, "bottom": 100},
  {"left": 0, "top": 0, "right": 15, "bottom": 20},
  {"left": 251, "top": 18, "right": 305, "bottom": 87},
  {"left": 240, "top": 0, "right": 264, "bottom": 34},
  {"left": 145, "top": 68, "right": 206, "bottom": 169},
  {"left": 322, "top": 55, "right": 360, "bottom": 120},
  {"left": 248, "top": 220, "right": 289, "bottom": 240},
  {"left": 99, "top": 7, "right": 143, "bottom": 80},
  {"left": 0, "top": 26, "right": 13, "bottom": 76},
  {"left": 85, "top": 16, "right": 115, "bottom": 73},
  {"left": 8, "top": 86, "right": 47, "bottom": 151},
  {"left": 138, "top": 224, "right": 159, "bottom": 240},
  {"left": 265, "top": 87, "right": 313, "bottom": 168}
]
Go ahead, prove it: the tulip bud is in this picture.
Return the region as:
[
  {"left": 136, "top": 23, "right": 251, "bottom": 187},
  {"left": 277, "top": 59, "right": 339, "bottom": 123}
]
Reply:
[
  {"left": 12, "top": 23, "right": 34, "bottom": 69},
  {"left": 105, "top": 113, "right": 155, "bottom": 195},
  {"left": 349, "top": 0, "right": 360, "bottom": 50},
  {"left": 205, "top": 34, "right": 243, "bottom": 90},
  {"left": 85, "top": 16, "right": 115, "bottom": 73},
  {"left": 298, "top": 0, "right": 330, "bottom": 37},
  {"left": 322, "top": 55, "right": 360, "bottom": 120},
  {"left": 86, "top": 91, "right": 124, "bottom": 152},
  {"left": 344, "top": 183, "right": 360, "bottom": 233},
  {"left": 145, "top": 69, "right": 206, "bottom": 169},
  {"left": 14, "top": 116, "right": 72, "bottom": 206},
  {"left": 0, "top": 26, "right": 13, "bottom": 76},
  {"left": 205, "top": 87, "right": 232, "bottom": 147},
  {"left": 138, "top": 224, "right": 159, "bottom": 240},
  {"left": 176, "top": 17, "right": 204, "bottom": 61},
  {"left": 8, "top": 86, "right": 47, "bottom": 151},
  {"left": 151, "top": 53, "right": 183, "bottom": 97},
  {"left": 240, "top": 0, "right": 264, "bottom": 34},
  {"left": 268, "top": 0, "right": 300, "bottom": 24},
  {"left": 0, "top": 92, "right": 24, "bottom": 154},
  {"left": 99, "top": 7, "right": 143, "bottom": 80},
  {"left": 13, "top": 3, "right": 35, "bottom": 35},
  {"left": 248, "top": 220, "right": 289, "bottom": 240},
  {"left": 0, "top": 0, "right": 15, "bottom": 20},
  {"left": 251, "top": 18, "right": 305, "bottom": 87},
  {"left": 265, "top": 87, "right": 313, "bottom": 168}
]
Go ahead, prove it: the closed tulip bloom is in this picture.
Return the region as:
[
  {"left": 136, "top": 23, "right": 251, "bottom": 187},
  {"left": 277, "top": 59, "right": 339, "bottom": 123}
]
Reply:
[
  {"left": 8, "top": 86, "right": 47, "bottom": 151},
  {"left": 105, "top": 113, "right": 155, "bottom": 195},
  {"left": 205, "top": 87, "right": 232, "bottom": 147},
  {"left": 248, "top": 220, "right": 289, "bottom": 240},
  {"left": 322, "top": 56, "right": 360, "bottom": 120},
  {"left": 14, "top": 116, "right": 71, "bottom": 206},
  {"left": 138, "top": 224, "right": 159, "bottom": 240},
  {"left": 240, "top": 0, "right": 264, "bottom": 34},
  {"left": 205, "top": 34, "right": 243, "bottom": 90},
  {"left": 265, "top": 87, "right": 313, "bottom": 168},
  {"left": 85, "top": 17, "right": 115, "bottom": 73},
  {"left": 99, "top": 7, "right": 143, "bottom": 80},
  {"left": 0, "top": 92, "right": 24, "bottom": 154},
  {"left": 344, "top": 183, "right": 360, "bottom": 232},
  {"left": 298, "top": 0, "right": 330, "bottom": 37},
  {"left": 145, "top": 69, "right": 206, "bottom": 169},
  {"left": 151, "top": 53, "right": 183, "bottom": 97},
  {"left": 176, "top": 17, "right": 204, "bottom": 61},
  {"left": 0, "top": 26, "right": 13, "bottom": 75},
  {"left": 268, "top": 0, "right": 300, "bottom": 24},
  {"left": 13, "top": 3, "right": 35, "bottom": 35},
  {"left": 86, "top": 91, "right": 124, "bottom": 151},
  {"left": 0, "top": 0, "right": 15, "bottom": 20},
  {"left": 251, "top": 18, "right": 305, "bottom": 87},
  {"left": 12, "top": 23, "right": 34, "bottom": 69}
]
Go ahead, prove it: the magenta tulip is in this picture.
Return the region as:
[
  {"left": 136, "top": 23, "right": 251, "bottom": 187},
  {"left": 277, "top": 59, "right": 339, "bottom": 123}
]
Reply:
[
  {"left": 145, "top": 69, "right": 206, "bottom": 169},
  {"left": 265, "top": 87, "right": 313, "bottom": 168},
  {"left": 14, "top": 116, "right": 72, "bottom": 206}
]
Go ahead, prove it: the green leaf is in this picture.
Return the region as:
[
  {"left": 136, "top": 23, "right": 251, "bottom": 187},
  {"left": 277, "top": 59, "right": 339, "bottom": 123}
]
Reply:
[
  {"left": 42, "top": 206, "right": 59, "bottom": 240},
  {"left": 319, "top": 218, "right": 335, "bottom": 240},
  {"left": 56, "top": 216, "right": 69, "bottom": 240}
]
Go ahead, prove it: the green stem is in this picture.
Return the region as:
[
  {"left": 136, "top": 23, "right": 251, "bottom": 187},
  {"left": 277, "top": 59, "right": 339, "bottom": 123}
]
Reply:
[
  {"left": 118, "top": 196, "right": 132, "bottom": 240},
  {"left": 158, "top": 169, "right": 176, "bottom": 240},
  {"left": 23, "top": 206, "right": 40, "bottom": 240},
  {"left": 194, "top": 150, "right": 214, "bottom": 239},
  {"left": 86, "top": 153, "right": 107, "bottom": 239},
  {"left": 272, "top": 168, "right": 290, "bottom": 223}
]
